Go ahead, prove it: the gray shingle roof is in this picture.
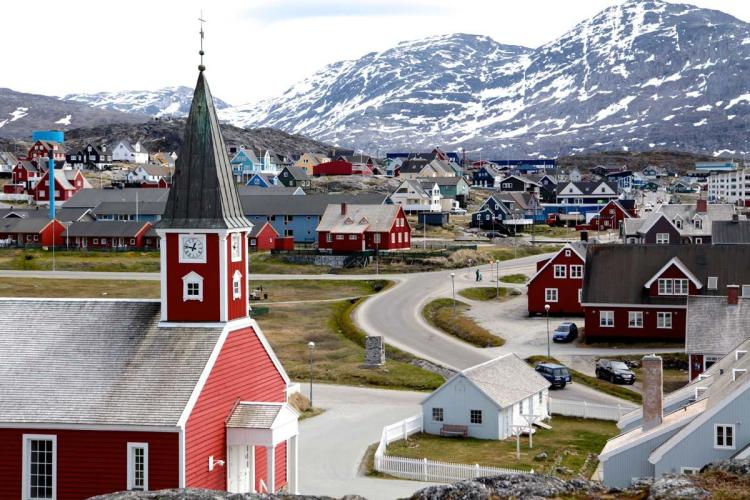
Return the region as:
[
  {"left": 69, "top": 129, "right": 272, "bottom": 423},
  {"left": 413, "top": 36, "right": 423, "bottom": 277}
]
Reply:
[
  {"left": 712, "top": 220, "right": 750, "bottom": 244},
  {"left": 686, "top": 296, "right": 750, "bottom": 355},
  {"left": 93, "top": 201, "right": 166, "bottom": 216},
  {"left": 227, "top": 403, "right": 282, "bottom": 428},
  {"left": 63, "top": 188, "right": 170, "bottom": 208},
  {"left": 238, "top": 186, "right": 302, "bottom": 196},
  {"left": 65, "top": 221, "right": 151, "bottom": 238},
  {"left": 241, "top": 193, "right": 387, "bottom": 217},
  {"left": 0, "top": 299, "right": 222, "bottom": 426},
  {"left": 0, "top": 218, "right": 54, "bottom": 234},
  {"left": 317, "top": 204, "right": 401, "bottom": 233}
]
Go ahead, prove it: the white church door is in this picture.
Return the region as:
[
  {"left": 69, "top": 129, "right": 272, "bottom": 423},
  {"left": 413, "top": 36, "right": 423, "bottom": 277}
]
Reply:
[{"left": 227, "top": 445, "right": 254, "bottom": 493}]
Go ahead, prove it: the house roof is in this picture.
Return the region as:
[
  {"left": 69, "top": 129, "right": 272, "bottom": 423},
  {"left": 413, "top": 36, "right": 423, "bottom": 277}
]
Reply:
[
  {"left": 686, "top": 296, "right": 750, "bottom": 356},
  {"left": 232, "top": 148, "right": 260, "bottom": 164},
  {"left": 417, "top": 176, "right": 466, "bottom": 187},
  {"left": 0, "top": 299, "right": 224, "bottom": 426},
  {"left": 115, "top": 140, "right": 135, "bottom": 154},
  {"left": 711, "top": 220, "right": 750, "bottom": 244},
  {"left": 92, "top": 201, "right": 166, "bottom": 216},
  {"left": 16, "top": 160, "right": 39, "bottom": 173},
  {"left": 282, "top": 165, "right": 310, "bottom": 180},
  {"left": 423, "top": 354, "right": 550, "bottom": 409},
  {"left": 492, "top": 191, "right": 536, "bottom": 211},
  {"left": 249, "top": 221, "right": 278, "bottom": 238},
  {"left": 317, "top": 204, "right": 401, "bottom": 233},
  {"left": 241, "top": 193, "right": 388, "bottom": 217},
  {"left": 621, "top": 217, "right": 646, "bottom": 236},
  {"left": 65, "top": 221, "right": 151, "bottom": 238},
  {"left": 396, "top": 179, "right": 430, "bottom": 198},
  {"left": 0, "top": 151, "right": 19, "bottom": 165},
  {"left": 582, "top": 245, "right": 750, "bottom": 305},
  {"left": 399, "top": 159, "right": 430, "bottom": 173},
  {"left": 528, "top": 243, "right": 586, "bottom": 285},
  {"left": 0, "top": 218, "right": 54, "bottom": 234},
  {"left": 238, "top": 186, "right": 302, "bottom": 196},
  {"left": 0, "top": 207, "right": 90, "bottom": 223},
  {"left": 158, "top": 71, "right": 251, "bottom": 230},
  {"left": 137, "top": 164, "right": 174, "bottom": 178},
  {"left": 656, "top": 203, "right": 737, "bottom": 236},
  {"left": 558, "top": 181, "right": 618, "bottom": 195},
  {"left": 63, "top": 188, "right": 170, "bottom": 208}
]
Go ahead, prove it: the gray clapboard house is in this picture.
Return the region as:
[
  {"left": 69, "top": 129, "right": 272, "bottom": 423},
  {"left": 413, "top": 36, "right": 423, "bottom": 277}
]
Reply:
[{"left": 600, "top": 347, "right": 750, "bottom": 488}]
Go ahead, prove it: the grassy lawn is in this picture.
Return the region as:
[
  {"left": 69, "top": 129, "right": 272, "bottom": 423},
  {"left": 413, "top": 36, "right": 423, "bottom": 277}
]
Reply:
[
  {"left": 423, "top": 298, "right": 504, "bottom": 347},
  {"left": 0, "top": 248, "right": 160, "bottom": 272},
  {"left": 386, "top": 417, "right": 618, "bottom": 478},
  {"left": 521, "top": 224, "right": 578, "bottom": 239},
  {"left": 0, "top": 277, "right": 160, "bottom": 298},
  {"left": 499, "top": 273, "right": 527, "bottom": 284},
  {"left": 458, "top": 287, "right": 510, "bottom": 301},
  {"left": 527, "top": 356, "right": 642, "bottom": 405},
  {"left": 249, "top": 252, "right": 330, "bottom": 274},
  {"left": 257, "top": 286, "right": 444, "bottom": 392},
  {"left": 621, "top": 353, "right": 689, "bottom": 393},
  {"left": 484, "top": 244, "right": 561, "bottom": 263}
]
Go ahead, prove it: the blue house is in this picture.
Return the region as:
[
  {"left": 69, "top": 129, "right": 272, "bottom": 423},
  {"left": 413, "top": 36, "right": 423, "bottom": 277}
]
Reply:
[
  {"left": 245, "top": 173, "right": 277, "bottom": 188},
  {"left": 230, "top": 148, "right": 261, "bottom": 182},
  {"left": 472, "top": 164, "right": 504, "bottom": 187}
]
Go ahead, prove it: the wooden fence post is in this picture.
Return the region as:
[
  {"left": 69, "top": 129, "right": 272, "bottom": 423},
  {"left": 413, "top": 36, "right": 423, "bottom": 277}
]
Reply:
[{"left": 423, "top": 458, "right": 428, "bottom": 481}]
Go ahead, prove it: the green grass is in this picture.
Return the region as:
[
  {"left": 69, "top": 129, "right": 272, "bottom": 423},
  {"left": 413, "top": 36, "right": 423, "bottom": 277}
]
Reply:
[
  {"left": 0, "top": 277, "right": 160, "bottom": 298},
  {"left": 526, "top": 356, "right": 642, "bottom": 405},
  {"left": 0, "top": 248, "right": 160, "bottom": 272},
  {"left": 423, "top": 298, "right": 504, "bottom": 347},
  {"left": 458, "top": 287, "right": 509, "bottom": 301},
  {"left": 521, "top": 224, "right": 578, "bottom": 239},
  {"left": 485, "top": 245, "right": 561, "bottom": 262},
  {"left": 385, "top": 416, "right": 618, "bottom": 478},
  {"left": 500, "top": 273, "right": 527, "bottom": 284},
  {"left": 248, "top": 252, "right": 330, "bottom": 274}
]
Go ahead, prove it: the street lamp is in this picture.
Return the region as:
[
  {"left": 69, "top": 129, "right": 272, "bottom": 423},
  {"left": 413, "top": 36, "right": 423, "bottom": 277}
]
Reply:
[
  {"left": 450, "top": 272, "right": 456, "bottom": 316},
  {"left": 495, "top": 259, "right": 500, "bottom": 299},
  {"left": 307, "top": 341, "right": 315, "bottom": 407},
  {"left": 544, "top": 304, "right": 551, "bottom": 360}
]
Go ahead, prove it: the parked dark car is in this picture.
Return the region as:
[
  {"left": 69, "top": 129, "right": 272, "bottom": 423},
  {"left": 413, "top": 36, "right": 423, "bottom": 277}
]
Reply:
[
  {"left": 552, "top": 322, "right": 578, "bottom": 343},
  {"left": 596, "top": 359, "right": 636, "bottom": 384},
  {"left": 535, "top": 362, "right": 572, "bottom": 389}
]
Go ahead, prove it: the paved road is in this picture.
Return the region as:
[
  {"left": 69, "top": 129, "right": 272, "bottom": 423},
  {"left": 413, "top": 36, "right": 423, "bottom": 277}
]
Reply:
[{"left": 298, "top": 383, "right": 433, "bottom": 500}]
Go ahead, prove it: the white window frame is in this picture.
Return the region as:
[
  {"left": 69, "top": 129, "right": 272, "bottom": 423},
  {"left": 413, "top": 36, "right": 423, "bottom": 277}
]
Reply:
[
  {"left": 326, "top": 233, "right": 333, "bottom": 243},
  {"left": 373, "top": 233, "right": 381, "bottom": 244},
  {"left": 336, "top": 234, "right": 344, "bottom": 240},
  {"left": 599, "top": 310, "right": 614, "bottom": 327},
  {"left": 182, "top": 271, "right": 204, "bottom": 302},
  {"left": 232, "top": 270, "right": 242, "bottom": 300},
  {"left": 570, "top": 265, "right": 583, "bottom": 279},
  {"left": 230, "top": 232, "right": 242, "bottom": 262},
  {"left": 22, "top": 434, "right": 57, "bottom": 500},
  {"left": 545, "top": 288, "right": 558, "bottom": 303},
  {"left": 714, "top": 424, "right": 735, "bottom": 449},
  {"left": 681, "top": 467, "right": 699, "bottom": 475},
  {"left": 553, "top": 265, "right": 566, "bottom": 279},
  {"left": 656, "top": 233, "right": 670, "bottom": 244},
  {"left": 657, "top": 311, "right": 672, "bottom": 329},
  {"left": 432, "top": 407, "right": 444, "bottom": 422},
  {"left": 349, "top": 234, "right": 357, "bottom": 241},
  {"left": 564, "top": 249, "right": 571, "bottom": 257},
  {"left": 742, "top": 285, "right": 750, "bottom": 298},
  {"left": 127, "top": 442, "right": 149, "bottom": 491},
  {"left": 628, "top": 311, "right": 643, "bottom": 328},
  {"left": 708, "top": 277, "right": 718, "bottom": 290}
]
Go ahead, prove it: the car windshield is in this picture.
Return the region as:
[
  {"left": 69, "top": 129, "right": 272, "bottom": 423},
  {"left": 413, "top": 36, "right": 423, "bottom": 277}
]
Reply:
[
  {"left": 552, "top": 368, "right": 569, "bottom": 376},
  {"left": 611, "top": 362, "right": 629, "bottom": 370},
  {"left": 557, "top": 325, "right": 570, "bottom": 332}
]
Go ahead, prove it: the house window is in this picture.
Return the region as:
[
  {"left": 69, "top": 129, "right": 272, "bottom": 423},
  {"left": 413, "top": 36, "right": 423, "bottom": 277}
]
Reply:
[
  {"left": 284, "top": 215, "right": 293, "bottom": 223},
  {"left": 182, "top": 272, "right": 204, "bottom": 302},
  {"left": 391, "top": 233, "right": 395, "bottom": 243},
  {"left": 695, "top": 237, "right": 703, "bottom": 244},
  {"left": 673, "top": 219, "right": 683, "bottom": 229},
  {"left": 742, "top": 285, "right": 750, "bottom": 298},
  {"left": 656, "top": 233, "right": 670, "bottom": 244},
  {"left": 570, "top": 265, "right": 583, "bottom": 278},
  {"left": 23, "top": 434, "right": 56, "bottom": 500},
  {"left": 130, "top": 238, "right": 136, "bottom": 245},
  {"left": 470, "top": 410, "right": 482, "bottom": 424},
  {"left": 708, "top": 277, "right": 718, "bottom": 290},
  {"left": 681, "top": 467, "right": 699, "bottom": 475},
  {"left": 553, "top": 265, "right": 566, "bottom": 278},
  {"left": 628, "top": 311, "right": 643, "bottom": 328},
  {"left": 432, "top": 408, "right": 444, "bottom": 422},
  {"left": 373, "top": 233, "right": 381, "bottom": 244},
  {"left": 127, "top": 443, "right": 148, "bottom": 491},
  {"left": 285, "top": 229, "right": 294, "bottom": 237},
  {"left": 231, "top": 233, "right": 242, "bottom": 261},
  {"left": 93, "top": 238, "right": 99, "bottom": 244},
  {"left": 694, "top": 218, "right": 703, "bottom": 230},
  {"left": 349, "top": 234, "right": 357, "bottom": 240},
  {"left": 545, "top": 288, "right": 558, "bottom": 302},
  {"left": 657, "top": 312, "right": 672, "bottom": 329},
  {"left": 600, "top": 311, "right": 614, "bottom": 327},
  {"left": 326, "top": 233, "right": 333, "bottom": 243},
  {"left": 715, "top": 424, "right": 735, "bottom": 449},
  {"left": 232, "top": 271, "right": 242, "bottom": 300},
  {"left": 336, "top": 234, "right": 344, "bottom": 240},
  {"left": 564, "top": 249, "right": 571, "bottom": 257}
]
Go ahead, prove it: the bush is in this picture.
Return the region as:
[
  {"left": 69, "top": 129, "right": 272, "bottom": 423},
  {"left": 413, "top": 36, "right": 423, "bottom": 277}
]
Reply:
[{"left": 423, "top": 298, "right": 504, "bottom": 347}]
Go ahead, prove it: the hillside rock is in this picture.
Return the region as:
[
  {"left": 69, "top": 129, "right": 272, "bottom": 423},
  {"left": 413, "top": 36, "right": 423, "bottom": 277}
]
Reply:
[
  {"left": 88, "top": 489, "right": 364, "bottom": 500},
  {"left": 648, "top": 475, "right": 709, "bottom": 499},
  {"left": 223, "top": 0, "right": 750, "bottom": 158}
]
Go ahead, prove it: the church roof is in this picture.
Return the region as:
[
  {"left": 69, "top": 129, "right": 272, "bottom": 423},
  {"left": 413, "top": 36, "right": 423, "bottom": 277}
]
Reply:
[{"left": 158, "top": 71, "right": 251, "bottom": 230}]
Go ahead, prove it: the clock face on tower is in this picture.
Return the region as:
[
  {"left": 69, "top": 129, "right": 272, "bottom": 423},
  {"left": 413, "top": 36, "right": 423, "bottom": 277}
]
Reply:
[{"left": 179, "top": 234, "right": 207, "bottom": 263}]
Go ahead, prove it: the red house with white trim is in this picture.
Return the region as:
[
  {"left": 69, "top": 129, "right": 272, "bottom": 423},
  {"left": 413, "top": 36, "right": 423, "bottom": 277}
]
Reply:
[
  {"left": 316, "top": 203, "right": 411, "bottom": 252},
  {"left": 32, "top": 168, "right": 91, "bottom": 203},
  {"left": 27, "top": 140, "right": 65, "bottom": 162},
  {"left": 0, "top": 218, "right": 66, "bottom": 247},
  {"left": 0, "top": 68, "right": 299, "bottom": 499},
  {"left": 11, "top": 160, "right": 43, "bottom": 189},
  {"left": 585, "top": 200, "right": 634, "bottom": 231},
  {"left": 249, "top": 222, "right": 278, "bottom": 251},
  {"left": 527, "top": 242, "right": 586, "bottom": 316}
]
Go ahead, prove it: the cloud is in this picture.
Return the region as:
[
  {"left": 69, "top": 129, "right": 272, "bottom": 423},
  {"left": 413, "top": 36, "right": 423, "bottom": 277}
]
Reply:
[{"left": 244, "top": 0, "right": 448, "bottom": 23}]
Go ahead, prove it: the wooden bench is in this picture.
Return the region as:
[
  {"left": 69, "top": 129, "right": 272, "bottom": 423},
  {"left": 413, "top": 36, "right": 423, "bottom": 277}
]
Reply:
[{"left": 440, "top": 424, "right": 468, "bottom": 437}]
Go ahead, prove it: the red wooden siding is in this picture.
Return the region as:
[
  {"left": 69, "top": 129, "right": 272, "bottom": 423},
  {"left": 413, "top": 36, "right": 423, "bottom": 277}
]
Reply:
[
  {"left": 0, "top": 428, "right": 178, "bottom": 500},
  {"left": 317, "top": 208, "right": 411, "bottom": 252},
  {"left": 184, "top": 325, "right": 287, "bottom": 491},
  {"left": 275, "top": 441, "right": 287, "bottom": 490},
  {"left": 646, "top": 264, "right": 699, "bottom": 297},
  {"left": 583, "top": 306, "right": 685, "bottom": 341},
  {"left": 527, "top": 248, "right": 584, "bottom": 315},
  {"left": 251, "top": 224, "right": 278, "bottom": 251},
  {"left": 226, "top": 232, "right": 247, "bottom": 321},
  {"left": 165, "top": 233, "right": 221, "bottom": 322}
]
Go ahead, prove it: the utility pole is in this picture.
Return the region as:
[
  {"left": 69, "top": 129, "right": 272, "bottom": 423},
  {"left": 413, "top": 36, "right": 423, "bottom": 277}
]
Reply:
[{"left": 450, "top": 272, "right": 456, "bottom": 316}]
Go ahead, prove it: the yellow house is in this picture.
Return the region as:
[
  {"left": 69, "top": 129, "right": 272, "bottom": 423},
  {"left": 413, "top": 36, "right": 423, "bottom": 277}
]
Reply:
[{"left": 295, "top": 152, "right": 330, "bottom": 175}]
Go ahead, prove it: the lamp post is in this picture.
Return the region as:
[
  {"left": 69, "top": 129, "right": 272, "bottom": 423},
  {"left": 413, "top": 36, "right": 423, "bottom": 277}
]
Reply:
[
  {"left": 307, "top": 341, "right": 315, "bottom": 407},
  {"left": 495, "top": 259, "right": 500, "bottom": 299},
  {"left": 450, "top": 272, "right": 456, "bottom": 316},
  {"left": 544, "top": 304, "right": 551, "bottom": 360}
]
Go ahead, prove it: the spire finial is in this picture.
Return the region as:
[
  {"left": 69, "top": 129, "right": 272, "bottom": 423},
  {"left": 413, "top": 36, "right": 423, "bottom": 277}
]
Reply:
[{"left": 198, "top": 11, "right": 206, "bottom": 71}]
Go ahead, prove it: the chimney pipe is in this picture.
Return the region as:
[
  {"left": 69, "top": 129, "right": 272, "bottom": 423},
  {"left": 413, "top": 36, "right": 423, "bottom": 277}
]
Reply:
[
  {"left": 340, "top": 203, "right": 347, "bottom": 215},
  {"left": 696, "top": 198, "right": 707, "bottom": 214},
  {"left": 642, "top": 354, "right": 663, "bottom": 431},
  {"left": 728, "top": 285, "right": 740, "bottom": 305},
  {"left": 580, "top": 230, "right": 588, "bottom": 242},
  {"left": 733, "top": 213, "right": 739, "bottom": 223}
]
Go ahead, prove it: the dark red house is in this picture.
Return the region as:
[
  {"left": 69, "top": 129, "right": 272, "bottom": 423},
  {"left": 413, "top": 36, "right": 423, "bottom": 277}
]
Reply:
[
  {"left": 317, "top": 203, "right": 411, "bottom": 252},
  {"left": 585, "top": 200, "right": 633, "bottom": 231},
  {"left": 32, "top": 169, "right": 91, "bottom": 203},
  {"left": 249, "top": 221, "right": 279, "bottom": 251},
  {"left": 581, "top": 245, "right": 750, "bottom": 342},
  {"left": 313, "top": 159, "right": 353, "bottom": 176},
  {"left": 0, "top": 218, "right": 66, "bottom": 247},
  {"left": 27, "top": 140, "right": 65, "bottom": 162},
  {"left": 10, "top": 160, "right": 43, "bottom": 191},
  {"left": 0, "top": 68, "right": 299, "bottom": 498},
  {"left": 527, "top": 242, "right": 586, "bottom": 315}
]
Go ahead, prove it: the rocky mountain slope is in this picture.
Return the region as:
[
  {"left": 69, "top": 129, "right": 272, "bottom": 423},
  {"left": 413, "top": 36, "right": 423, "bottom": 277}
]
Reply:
[
  {"left": 63, "top": 86, "right": 231, "bottom": 118},
  {"left": 0, "top": 88, "right": 147, "bottom": 139},
  {"left": 222, "top": 0, "right": 750, "bottom": 158}
]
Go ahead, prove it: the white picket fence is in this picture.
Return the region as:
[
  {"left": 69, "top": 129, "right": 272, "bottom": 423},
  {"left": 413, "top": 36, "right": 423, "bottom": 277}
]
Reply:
[
  {"left": 373, "top": 414, "right": 532, "bottom": 482},
  {"left": 550, "top": 399, "right": 632, "bottom": 421}
]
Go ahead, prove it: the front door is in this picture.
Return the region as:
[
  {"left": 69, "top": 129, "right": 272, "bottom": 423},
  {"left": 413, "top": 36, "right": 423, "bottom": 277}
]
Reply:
[{"left": 227, "top": 445, "right": 254, "bottom": 493}]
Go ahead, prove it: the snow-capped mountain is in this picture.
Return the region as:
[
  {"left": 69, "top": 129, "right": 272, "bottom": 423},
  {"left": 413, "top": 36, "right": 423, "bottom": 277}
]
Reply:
[
  {"left": 0, "top": 88, "right": 147, "bottom": 139},
  {"left": 222, "top": 0, "right": 750, "bottom": 157},
  {"left": 64, "top": 86, "right": 231, "bottom": 118}
]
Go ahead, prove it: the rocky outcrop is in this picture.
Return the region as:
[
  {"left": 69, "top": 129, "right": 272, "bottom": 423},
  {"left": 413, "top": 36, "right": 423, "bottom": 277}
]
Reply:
[
  {"left": 410, "top": 474, "right": 606, "bottom": 500},
  {"left": 88, "top": 489, "right": 364, "bottom": 500}
]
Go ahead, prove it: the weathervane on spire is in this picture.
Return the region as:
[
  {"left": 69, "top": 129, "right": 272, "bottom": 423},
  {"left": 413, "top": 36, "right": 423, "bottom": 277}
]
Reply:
[{"left": 198, "top": 11, "right": 206, "bottom": 71}]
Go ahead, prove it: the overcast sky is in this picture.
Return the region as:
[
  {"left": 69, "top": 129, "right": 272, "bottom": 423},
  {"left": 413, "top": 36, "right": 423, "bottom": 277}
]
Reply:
[{"left": 5, "top": 0, "right": 750, "bottom": 105}]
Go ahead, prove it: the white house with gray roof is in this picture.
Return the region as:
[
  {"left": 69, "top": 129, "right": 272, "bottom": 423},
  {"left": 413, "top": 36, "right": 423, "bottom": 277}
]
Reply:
[
  {"left": 421, "top": 354, "right": 550, "bottom": 440},
  {"left": 390, "top": 179, "right": 442, "bottom": 213}
]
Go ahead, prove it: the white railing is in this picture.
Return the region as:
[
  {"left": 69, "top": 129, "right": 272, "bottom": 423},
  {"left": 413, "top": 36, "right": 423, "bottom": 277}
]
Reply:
[
  {"left": 374, "top": 414, "right": 532, "bottom": 482},
  {"left": 550, "top": 399, "right": 632, "bottom": 421}
]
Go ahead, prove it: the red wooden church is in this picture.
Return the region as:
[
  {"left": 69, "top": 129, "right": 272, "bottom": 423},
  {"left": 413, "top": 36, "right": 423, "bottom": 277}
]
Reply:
[{"left": 0, "top": 66, "right": 299, "bottom": 499}]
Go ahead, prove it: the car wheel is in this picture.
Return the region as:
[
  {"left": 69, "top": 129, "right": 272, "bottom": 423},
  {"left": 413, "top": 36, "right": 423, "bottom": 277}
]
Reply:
[{"left": 558, "top": 381, "right": 566, "bottom": 389}]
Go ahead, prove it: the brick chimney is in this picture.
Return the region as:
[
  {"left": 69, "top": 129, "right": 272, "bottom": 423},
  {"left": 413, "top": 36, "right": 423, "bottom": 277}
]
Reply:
[
  {"left": 642, "top": 354, "right": 663, "bottom": 431},
  {"left": 728, "top": 285, "right": 740, "bottom": 305},
  {"left": 696, "top": 198, "right": 707, "bottom": 214},
  {"left": 340, "top": 203, "right": 347, "bottom": 215}
]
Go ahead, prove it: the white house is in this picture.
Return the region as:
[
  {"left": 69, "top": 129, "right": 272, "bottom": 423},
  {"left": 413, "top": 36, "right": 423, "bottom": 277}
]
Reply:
[
  {"left": 127, "top": 164, "right": 174, "bottom": 185},
  {"left": 390, "top": 179, "right": 442, "bottom": 213},
  {"left": 421, "top": 354, "right": 550, "bottom": 440},
  {"left": 112, "top": 140, "right": 149, "bottom": 164}
]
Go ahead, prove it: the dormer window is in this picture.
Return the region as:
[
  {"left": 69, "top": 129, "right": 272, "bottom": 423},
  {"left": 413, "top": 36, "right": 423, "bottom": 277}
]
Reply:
[
  {"left": 658, "top": 278, "right": 689, "bottom": 295},
  {"left": 708, "top": 277, "right": 718, "bottom": 290},
  {"left": 673, "top": 218, "right": 683, "bottom": 230},
  {"left": 344, "top": 217, "right": 354, "bottom": 224},
  {"left": 182, "top": 272, "right": 204, "bottom": 302},
  {"left": 732, "top": 368, "right": 747, "bottom": 381},
  {"left": 359, "top": 217, "right": 369, "bottom": 225},
  {"left": 693, "top": 216, "right": 703, "bottom": 230}
]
